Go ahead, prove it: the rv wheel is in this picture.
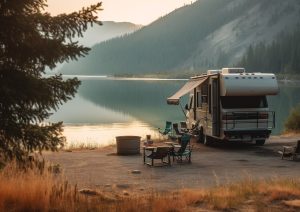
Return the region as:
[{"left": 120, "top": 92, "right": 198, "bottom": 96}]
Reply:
[
  {"left": 255, "top": 140, "right": 265, "bottom": 146},
  {"left": 203, "top": 135, "right": 211, "bottom": 146},
  {"left": 198, "top": 127, "right": 204, "bottom": 143}
]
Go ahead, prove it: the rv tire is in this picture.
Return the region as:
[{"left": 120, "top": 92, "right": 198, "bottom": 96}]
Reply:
[
  {"left": 203, "top": 135, "right": 211, "bottom": 146},
  {"left": 255, "top": 140, "right": 265, "bottom": 146},
  {"left": 198, "top": 127, "right": 204, "bottom": 143}
]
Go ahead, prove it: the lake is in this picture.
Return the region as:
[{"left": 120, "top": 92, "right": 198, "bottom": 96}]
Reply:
[{"left": 49, "top": 77, "right": 300, "bottom": 147}]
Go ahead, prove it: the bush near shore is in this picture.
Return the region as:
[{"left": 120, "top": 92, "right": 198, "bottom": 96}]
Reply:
[
  {"left": 285, "top": 104, "right": 300, "bottom": 133},
  {"left": 0, "top": 162, "right": 300, "bottom": 211}
]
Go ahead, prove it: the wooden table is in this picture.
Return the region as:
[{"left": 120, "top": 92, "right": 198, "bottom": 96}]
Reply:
[
  {"left": 164, "top": 141, "right": 176, "bottom": 146},
  {"left": 143, "top": 146, "right": 156, "bottom": 164},
  {"left": 164, "top": 142, "right": 181, "bottom": 148}
]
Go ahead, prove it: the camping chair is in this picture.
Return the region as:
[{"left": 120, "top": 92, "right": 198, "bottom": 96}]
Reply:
[
  {"left": 158, "top": 121, "right": 172, "bottom": 137},
  {"left": 173, "top": 123, "right": 184, "bottom": 137},
  {"left": 170, "top": 123, "right": 184, "bottom": 142},
  {"left": 170, "top": 134, "right": 192, "bottom": 163},
  {"left": 146, "top": 146, "right": 171, "bottom": 166},
  {"left": 279, "top": 140, "right": 300, "bottom": 160},
  {"left": 173, "top": 123, "right": 184, "bottom": 136},
  {"left": 180, "top": 121, "right": 188, "bottom": 133}
]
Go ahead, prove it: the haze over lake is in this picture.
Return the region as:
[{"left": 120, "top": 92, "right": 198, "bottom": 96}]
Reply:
[{"left": 49, "top": 77, "right": 300, "bottom": 146}]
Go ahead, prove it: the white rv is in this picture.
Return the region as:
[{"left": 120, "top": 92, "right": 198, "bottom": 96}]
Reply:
[{"left": 167, "top": 68, "right": 279, "bottom": 145}]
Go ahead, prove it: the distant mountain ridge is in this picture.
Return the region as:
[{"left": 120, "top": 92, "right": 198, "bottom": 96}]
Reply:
[
  {"left": 77, "top": 21, "right": 142, "bottom": 47},
  {"left": 61, "top": 0, "right": 300, "bottom": 76},
  {"left": 47, "top": 21, "right": 141, "bottom": 73}
]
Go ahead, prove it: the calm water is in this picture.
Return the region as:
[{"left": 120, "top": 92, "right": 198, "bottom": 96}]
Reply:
[{"left": 50, "top": 77, "right": 300, "bottom": 146}]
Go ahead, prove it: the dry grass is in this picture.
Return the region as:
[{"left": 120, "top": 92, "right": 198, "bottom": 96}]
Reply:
[
  {"left": 62, "top": 137, "right": 166, "bottom": 152},
  {"left": 0, "top": 161, "right": 78, "bottom": 211},
  {"left": 0, "top": 162, "right": 300, "bottom": 211},
  {"left": 0, "top": 160, "right": 121, "bottom": 211},
  {"left": 62, "top": 136, "right": 168, "bottom": 152},
  {"left": 281, "top": 131, "right": 300, "bottom": 137},
  {"left": 116, "top": 177, "right": 300, "bottom": 211},
  {"left": 62, "top": 142, "right": 114, "bottom": 151}
]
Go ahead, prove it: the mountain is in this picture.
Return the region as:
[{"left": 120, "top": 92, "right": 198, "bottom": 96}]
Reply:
[
  {"left": 60, "top": 0, "right": 300, "bottom": 76},
  {"left": 76, "top": 21, "right": 142, "bottom": 47},
  {"left": 46, "top": 21, "right": 141, "bottom": 73},
  {"left": 185, "top": 0, "right": 300, "bottom": 71}
]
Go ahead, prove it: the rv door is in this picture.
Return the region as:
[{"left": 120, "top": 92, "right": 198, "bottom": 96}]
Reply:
[
  {"left": 212, "top": 78, "right": 220, "bottom": 136},
  {"left": 186, "top": 93, "right": 195, "bottom": 128}
]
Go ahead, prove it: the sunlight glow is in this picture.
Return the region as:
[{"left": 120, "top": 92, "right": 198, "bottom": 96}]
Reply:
[
  {"left": 46, "top": 0, "right": 195, "bottom": 25},
  {"left": 63, "top": 122, "right": 159, "bottom": 147}
]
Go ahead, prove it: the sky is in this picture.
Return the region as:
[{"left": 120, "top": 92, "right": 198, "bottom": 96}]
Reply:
[{"left": 46, "top": 0, "right": 194, "bottom": 25}]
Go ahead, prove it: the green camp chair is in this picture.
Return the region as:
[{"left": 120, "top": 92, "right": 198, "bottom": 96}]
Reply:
[
  {"left": 158, "top": 121, "right": 172, "bottom": 136},
  {"left": 170, "top": 133, "right": 192, "bottom": 163}
]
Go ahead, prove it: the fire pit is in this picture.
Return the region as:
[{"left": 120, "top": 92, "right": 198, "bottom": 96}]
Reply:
[{"left": 116, "top": 136, "right": 141, "bottom": 155}]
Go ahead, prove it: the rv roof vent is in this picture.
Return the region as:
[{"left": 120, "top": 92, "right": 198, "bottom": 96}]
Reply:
[
  {"left": 222, "top": 68, "right": 246, "bottom": 74},
  {"left": 207, "top": 70, "right": 221, "bottom": 75}
]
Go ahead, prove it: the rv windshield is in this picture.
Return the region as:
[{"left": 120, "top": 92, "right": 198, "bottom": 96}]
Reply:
[{"left": 221, "top": 96, "right": 268, "bottom": 109}]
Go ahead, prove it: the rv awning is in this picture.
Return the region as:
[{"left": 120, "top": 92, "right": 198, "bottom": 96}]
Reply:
[{"left": 167, "top": 77, "right": 208, "bottom": 105}]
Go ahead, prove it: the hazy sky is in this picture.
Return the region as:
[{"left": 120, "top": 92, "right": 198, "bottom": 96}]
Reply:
[{"left": 46, "top": 0, "right": 194, "bottom": 25}]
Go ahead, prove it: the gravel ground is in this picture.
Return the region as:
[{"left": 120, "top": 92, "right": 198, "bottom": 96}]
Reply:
[{"left": 44, "top": 135, "right": 300, "bottom": 195}]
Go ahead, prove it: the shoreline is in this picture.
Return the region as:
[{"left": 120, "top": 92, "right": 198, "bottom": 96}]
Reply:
[
  {"left": 61, "top": 133, "right": 300, "bottom": 151},
  {"left": 54, "top": 74, "right": 300, "bottom": 83}
]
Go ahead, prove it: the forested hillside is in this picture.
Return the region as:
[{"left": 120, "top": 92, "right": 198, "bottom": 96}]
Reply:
[
  {"left": 60, "top": 0, "right": 300, "bottom": 76},
  {"left": 238, "top": 28, "right": 300, "bottom": 74},
  {"left": 46, "top": 21, "right": 140, "bottom": 73}
]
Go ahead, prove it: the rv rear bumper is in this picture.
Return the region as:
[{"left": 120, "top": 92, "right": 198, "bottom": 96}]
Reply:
[{"left": 223, "top": 129, "right": 272, "bottom": 141}]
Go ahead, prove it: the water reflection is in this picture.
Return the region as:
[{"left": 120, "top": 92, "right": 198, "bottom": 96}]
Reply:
[
  {"left": 78, "top": 78, "right": 187, "bottom": 128},
  {"left": 50, "top": 95, "right": 135, "bottom": 124},
  {"left": 51, "top": 78, "right": 187, "bottom": 146}
]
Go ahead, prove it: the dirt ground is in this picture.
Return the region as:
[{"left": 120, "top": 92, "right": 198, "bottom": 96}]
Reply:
[{"left": 44, "top": 135, "right": 300, "bottom": 195}]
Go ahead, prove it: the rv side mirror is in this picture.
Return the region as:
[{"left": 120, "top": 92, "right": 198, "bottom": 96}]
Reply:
[{"left": 185, "top": 104, "right": 189, "bottom": 110}]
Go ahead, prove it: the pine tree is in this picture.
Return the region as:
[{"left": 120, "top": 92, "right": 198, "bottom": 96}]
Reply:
[
  {"left": 0, "top": 0, "right": 102, "bottom": 161},
  {"left": 238, "top": 28, "right": 300, "bottom": 74}
]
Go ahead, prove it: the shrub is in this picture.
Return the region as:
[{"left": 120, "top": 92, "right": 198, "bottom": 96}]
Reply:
[{"left": 285, "top": 104, "right": 300, "bottom": 132}]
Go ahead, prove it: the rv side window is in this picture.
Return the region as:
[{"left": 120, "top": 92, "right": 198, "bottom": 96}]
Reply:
[
  {"left": 197, "top": 92, "right": 201, "bottom": 108},
  {"left": 220, "top": 96, "right": 268, "bottom": 109},
  {"left": 208, "top": 85, "right": 211, "bottom": 113},
  {"left": 202, "top": 96, "right": 208, "bottom": 104},
  {"left": 201, "top": 84, "right": 208, "bottom": 104}
]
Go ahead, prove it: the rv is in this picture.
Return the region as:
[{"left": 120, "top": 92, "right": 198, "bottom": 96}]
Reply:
[{"left": 167, "top": 68, "right": 279, "bottom": 145}]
